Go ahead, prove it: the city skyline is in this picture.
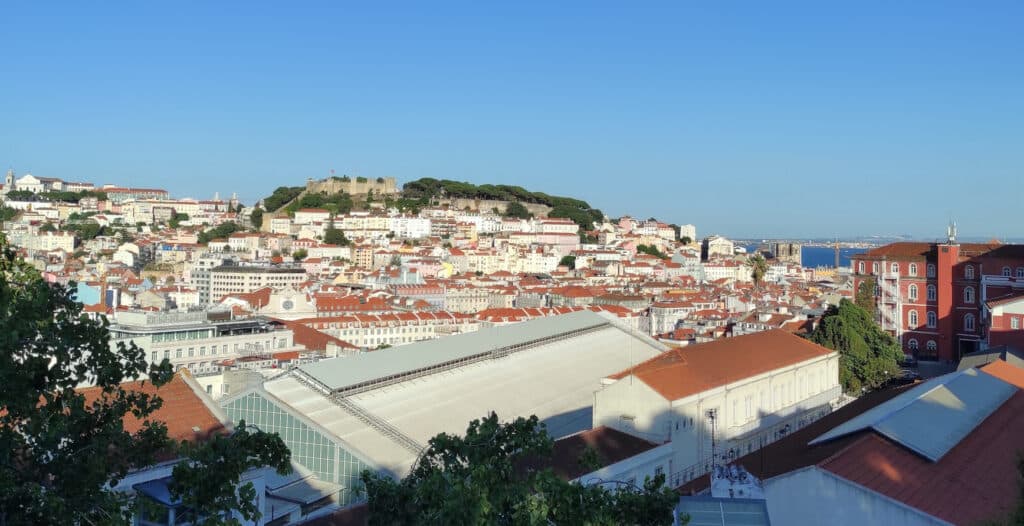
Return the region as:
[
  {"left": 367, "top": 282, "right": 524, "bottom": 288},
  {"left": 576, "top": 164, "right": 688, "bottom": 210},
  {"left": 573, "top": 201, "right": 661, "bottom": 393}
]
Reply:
[{"left": 3, "top": 1, "right": 1023, "bottom": 238}]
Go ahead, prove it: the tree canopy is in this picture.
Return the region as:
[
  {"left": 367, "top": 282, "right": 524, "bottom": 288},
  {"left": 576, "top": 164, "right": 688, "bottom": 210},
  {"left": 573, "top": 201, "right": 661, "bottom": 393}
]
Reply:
[
  {"left": 559, "top": 255, "right": 576, "bottom": 269},
  {"left": 637, "top": 244, "right": 669, "bottom": 260},
  {"left": 249, "top": 206, "right": 264, "bottom": 229},
  {"left": 504, "top": 201, "right": 533, "bottom": 220},
  {"left": 198, "top": 222, "right": 243, "bottom": 244},
  {"left": 360, "top": 412, "right": 682, "bottom": 526},
  {"left": 285, "top": 191, "right": 353, "bottom": 216},
  {"left": 855, "top": 277, "right": 877, "bottom": 318},
  {"left": 808, "top": 299, "right": 904, "bottom": 394},
  {"left": 0, "top": 235, "right": 291, "bottom": 525},
  {"left": 260, "top": 186, "right": 305, "bottom": 212}
]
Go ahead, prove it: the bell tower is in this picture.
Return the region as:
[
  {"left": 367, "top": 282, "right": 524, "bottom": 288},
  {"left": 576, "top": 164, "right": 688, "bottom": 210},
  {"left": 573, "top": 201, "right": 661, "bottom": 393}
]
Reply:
[{"left": 2, "top": 169, "right": 13, "bottom": 196}]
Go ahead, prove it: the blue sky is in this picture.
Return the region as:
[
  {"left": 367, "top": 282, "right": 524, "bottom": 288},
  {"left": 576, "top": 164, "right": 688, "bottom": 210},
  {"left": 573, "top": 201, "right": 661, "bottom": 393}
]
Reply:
[{"left": 1, "top": 1, "right": 1022, "bottom": 239}]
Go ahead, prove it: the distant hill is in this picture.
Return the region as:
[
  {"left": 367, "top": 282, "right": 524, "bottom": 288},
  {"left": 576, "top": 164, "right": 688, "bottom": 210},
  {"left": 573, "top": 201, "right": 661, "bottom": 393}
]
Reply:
[{"left": 257, "top": 177, "right": 604, "bottom": 232}]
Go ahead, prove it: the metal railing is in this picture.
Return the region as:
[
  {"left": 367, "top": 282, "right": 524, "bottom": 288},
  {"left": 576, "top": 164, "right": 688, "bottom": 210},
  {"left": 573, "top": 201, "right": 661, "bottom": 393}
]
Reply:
[
  {"left": 331, "top": 396, "right": 425, "bottom": 456},
  {"left": 291, "top": 371, "right": 425, "bottom": 456}
]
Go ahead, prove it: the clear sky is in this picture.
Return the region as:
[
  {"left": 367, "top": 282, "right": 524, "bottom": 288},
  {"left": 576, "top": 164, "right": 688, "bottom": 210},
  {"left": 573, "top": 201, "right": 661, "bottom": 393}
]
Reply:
[{"left": 1, "top": 1, "right": 1022, "bottom": 239}]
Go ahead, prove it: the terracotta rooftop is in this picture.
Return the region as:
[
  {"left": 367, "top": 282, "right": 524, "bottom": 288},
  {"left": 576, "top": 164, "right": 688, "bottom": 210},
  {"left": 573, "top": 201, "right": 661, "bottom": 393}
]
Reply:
[
  {"left": 858, "top": 241, "right": 1024, "bottom": 260},
  {"left": 981, "top": 359, "right": 1024, "bottom": 388},
  {"left": 77, "top": 371, "right": 227, "bottom": 444},
  {"left": 609, "top": 330, "right": 836, "bottom": 401},
  {"left": 535, "top": 426, "right": 661, "bottom": 482},
  {"left": 821, "top": 389, "right": 1024, "bottom": 525}
]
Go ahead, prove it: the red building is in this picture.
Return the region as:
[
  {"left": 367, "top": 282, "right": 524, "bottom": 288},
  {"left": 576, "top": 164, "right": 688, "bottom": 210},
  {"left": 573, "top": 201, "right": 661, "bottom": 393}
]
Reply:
[{"left": 851, "top": 226, "right": 1024, "bottom": 362}]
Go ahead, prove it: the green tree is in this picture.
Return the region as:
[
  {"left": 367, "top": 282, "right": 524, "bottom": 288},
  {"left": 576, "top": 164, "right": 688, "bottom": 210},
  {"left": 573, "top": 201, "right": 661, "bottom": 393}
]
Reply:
[
  {"left": 249, "top": 207, "right": 264, "bottom": 229},
  {"left": 0, "top": 235, "right": 291, "bottom": 525},
  {"left": 38, "top": 222, "right": 57, "bottom": 233},
  {"left": 559, "top": 255, "right": 576, "bottom": 269},
  {"left": 637, "top": 244, "right": 669, "bottom": 260},
  {"left": 168, "top": 212, "right": 189, "bottom": 228},
  {"left": 360, "top": 412, "right": 682, "bottom": 526},
  {"left": 855, "top": 277, "right": 877, "bottom": 318},
  {"left": 504, "top": 201, "right": 533, "bottom": 220},
  {"left": 747, "top": 254, "right": 770, "bottom": 288},
  {"left": 680, "top": 236, "right": 693, "bottom": 246},
  {"left": 197, "top": 222, "right": 243, "bottom": 244},
  {"left": 324, "top": 227, "right": 350, "bottom": 246},
  {"left": 292, "top": 248, "right": 308, "bottom": 261},
  {"left": 0, "top": 206, "right": 19, "bottom": 222},
  {"left": 808, "top": 299, "right": 904, "bottom": 394}
]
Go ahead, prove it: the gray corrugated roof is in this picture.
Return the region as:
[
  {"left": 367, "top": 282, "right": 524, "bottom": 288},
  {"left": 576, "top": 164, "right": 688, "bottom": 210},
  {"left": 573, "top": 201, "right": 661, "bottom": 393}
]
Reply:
[
  {"left": 298, "top": 310, "right": 612, "bottom": 392},
  {"left": 810, "top": 368, "right": 1017, "bottom": 461},
  {"left": 677, "top": 497, "right": 771, "bottom": 526}
]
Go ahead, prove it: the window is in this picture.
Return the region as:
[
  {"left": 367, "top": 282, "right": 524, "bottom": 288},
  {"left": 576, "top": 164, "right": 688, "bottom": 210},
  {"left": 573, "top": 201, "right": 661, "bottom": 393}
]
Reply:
[
  {"left": 908, "top": 310, "right": 918, "bottom": 327},
  {"left": 908, "top": 339, "right": 919, "bottom": 351},
  {"left": 872, "top": 262, "right": 879, "bottom": 275},
  {"left": 1018, "top": 268, "right": 1024, "bottom": 279},
  {"left": 908, "top": 284, "right": 918, "bottom": 301},
  {"left": 858, "top": 262, "right": 865, "bottom": 274},
  {"left": 655, "top": 466, "right": 664, "bottom": 477},
  {"left": 891, "top": 263, "right": 899, "bottom": 274},
  {"left": 1003, "top": 266, "right": 1012, "bottom": 277},
  {"left": 965, "top": 265, "right": 975, "bottom": 280},
  {"left": 1012, "top": 317, "right": 1020, "bottom": 330},
  {"left": 927, "top": 264, "right": 936, "bottom": 277},
  {"left": 909, "top": 263, "right": 918, "bottom": 276},
  {"left": 927, "top": 285, "right": 937, "bottom": 301},
  {"left": 927, "top": 311, "right": 937, "bottom": 328},
  {"left": 927, "top": 340, "right": 937, "bottom": 352},
  {"left": 964, "top": 314, "right": 975, "bottom": 332},
  {"left": 964, "top": 286, "right": 975, "bottom": 304}
]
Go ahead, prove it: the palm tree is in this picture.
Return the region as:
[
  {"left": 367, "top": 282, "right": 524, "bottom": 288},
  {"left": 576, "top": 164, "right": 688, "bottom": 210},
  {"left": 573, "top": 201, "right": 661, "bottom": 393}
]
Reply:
[{"left": 748, "top": 254, "right": 769, "bottom": 288}]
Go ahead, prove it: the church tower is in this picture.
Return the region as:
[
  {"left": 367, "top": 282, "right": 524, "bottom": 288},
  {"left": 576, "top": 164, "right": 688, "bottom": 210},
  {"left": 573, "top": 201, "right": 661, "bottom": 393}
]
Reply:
[{"left": 2, "top": 169, "right": 13, "bottom": 197}]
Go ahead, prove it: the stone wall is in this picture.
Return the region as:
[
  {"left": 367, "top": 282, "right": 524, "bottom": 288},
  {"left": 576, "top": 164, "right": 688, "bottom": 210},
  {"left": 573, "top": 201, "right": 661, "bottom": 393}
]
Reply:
[
  {"left": 439, "top": 198, "right": 552, "bottom": 217},
  {"left": 306, "top": 177, "right": 398, "bottom": 196}
]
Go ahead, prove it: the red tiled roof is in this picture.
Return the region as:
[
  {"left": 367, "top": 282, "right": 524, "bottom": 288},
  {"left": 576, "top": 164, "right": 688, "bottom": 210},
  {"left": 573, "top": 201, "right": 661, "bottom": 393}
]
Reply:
[
  {"left": 546, "top": 427, "right": 659, "bottom": 481},
  {"left": 77, "top": 371, "right": 226, "bottom": 444},
  {"left": 220, "top": 287, "right": 273, "bottom": 308},
  {"left": 609, "top": 330, "right": 835, "bottom": 401},
  {"left": 821, "top": 390, "right": 1024, "bottom": 525},
  {"left": 981, "top": 359, "right": 1024, "bottom": 388},
  {"left": 986, "top": 290, "right": 1024, "bottom": 308},
  {"left": 272, "top": 318, "right": 357, "bottom": 351}
]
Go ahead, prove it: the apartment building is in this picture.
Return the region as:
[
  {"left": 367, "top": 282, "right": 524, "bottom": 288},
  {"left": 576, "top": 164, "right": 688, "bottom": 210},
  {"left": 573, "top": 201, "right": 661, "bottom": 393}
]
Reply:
[
  {"left": 209, "top": 264, "right": 307, "bottom": 300},
  {"left": 851, "top": 225, "right": 1024, "bottom": 361}
]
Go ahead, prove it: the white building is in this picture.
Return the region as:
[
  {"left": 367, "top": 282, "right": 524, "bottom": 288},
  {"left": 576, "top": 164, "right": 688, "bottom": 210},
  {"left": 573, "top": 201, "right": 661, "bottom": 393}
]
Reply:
[
  {"left": 221, "top": 310, "right": 668, "bottom": 506},
  {"left": 293, "top": 208, "right": 331, "bottom": 226},
  {"left": 27, "top": 231, "right": 76, "bottom": 252},
  {"left": 593, "top": 329, "right": 841, "bottom": 488},
  {"left": 702, "top": 235, "right": 735, "bottom": 261},
  {"left": 209, "top": 265, "right": 308, "bottom": 300},
  {"left": 678, "top": 224, "right": 697, "bottom": 242},
  {"left": 109, "top": 310, "right": 301, "bottom": 377},
  {"left": 388, "top": 216, "right": 432, "bottom": 239}
]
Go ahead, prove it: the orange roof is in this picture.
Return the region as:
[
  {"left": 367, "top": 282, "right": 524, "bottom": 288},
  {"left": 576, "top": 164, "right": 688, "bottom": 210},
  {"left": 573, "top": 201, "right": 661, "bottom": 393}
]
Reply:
[
  {"left": 981, "top": 359, "right": 1024, "bottom": 388},
  {"left": 609, "top": 330, "right": 835, "bottom": 400},
  {"left": 77, "top": 371, "right": 226, "bottom": 444},
  {"left": 821, "top": 390, "right": 1024, "bottom": 525}
]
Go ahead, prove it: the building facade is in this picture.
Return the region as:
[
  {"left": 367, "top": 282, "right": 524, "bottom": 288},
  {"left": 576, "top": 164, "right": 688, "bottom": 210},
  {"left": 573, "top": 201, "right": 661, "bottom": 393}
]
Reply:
[{"left": 850, "top": 227, "right": 1024, "bottom": 361}]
